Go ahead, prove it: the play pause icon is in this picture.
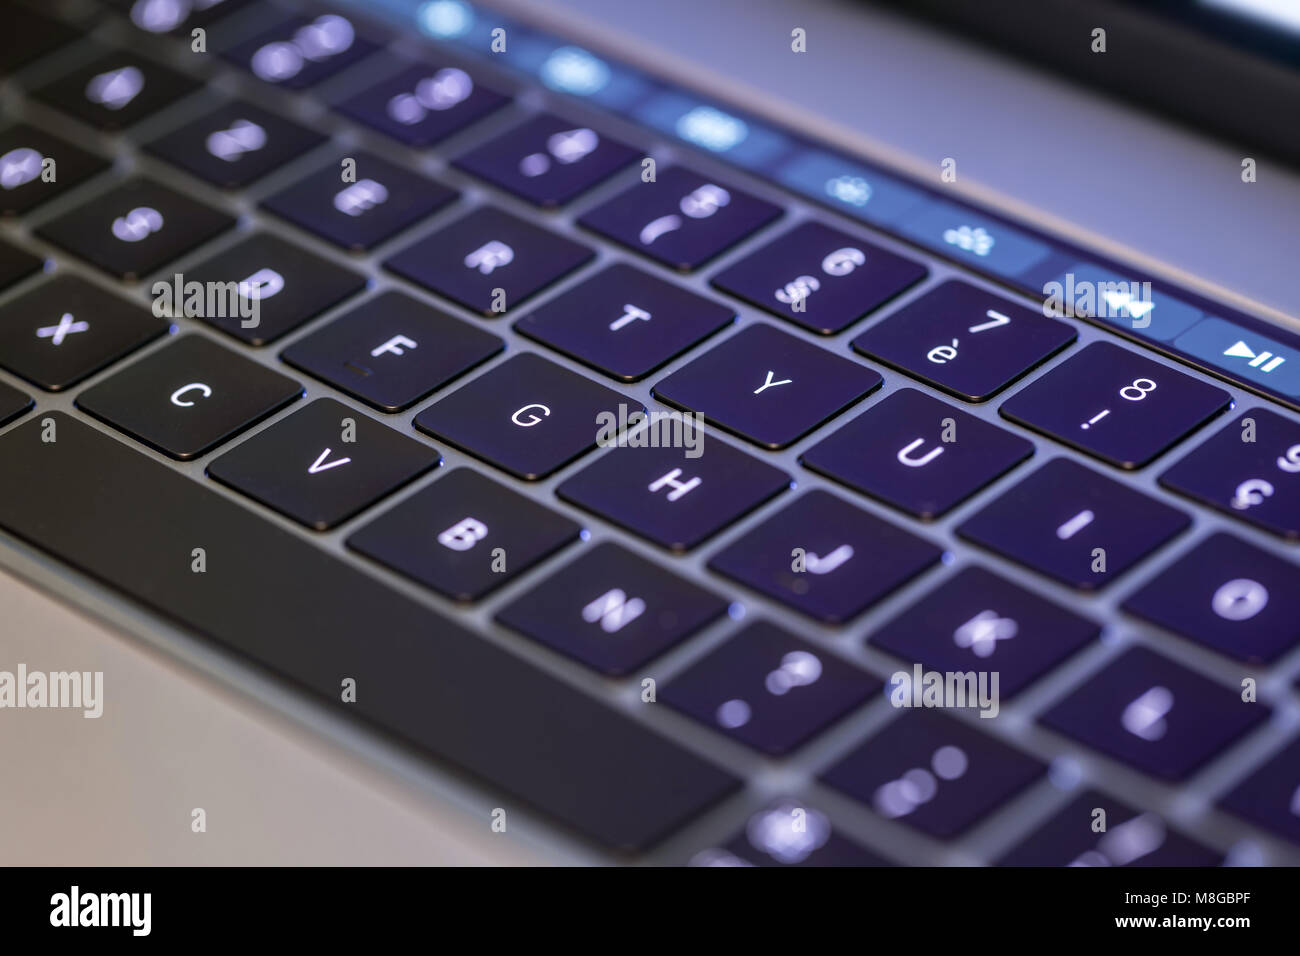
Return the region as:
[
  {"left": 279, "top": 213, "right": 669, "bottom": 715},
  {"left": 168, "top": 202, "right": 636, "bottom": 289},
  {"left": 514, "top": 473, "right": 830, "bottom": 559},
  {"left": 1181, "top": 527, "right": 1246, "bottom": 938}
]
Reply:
[{"left": 1224, "top": 339, "right": 1286, "bottom": 373}]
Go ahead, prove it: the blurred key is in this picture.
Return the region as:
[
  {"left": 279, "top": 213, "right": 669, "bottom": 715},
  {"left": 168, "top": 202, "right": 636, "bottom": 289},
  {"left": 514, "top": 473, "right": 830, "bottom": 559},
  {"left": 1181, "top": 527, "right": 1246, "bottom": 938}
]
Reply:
[
  {"left": 76, "top": 334, "right": 301, "bottom": 459},
  {"left": 262, "top": 153, "right": 456, "bottom": 252},
  {"left": 1121, "top": 531, "right": 1300, "bottom": 663},
  {"left": 385, "top": 207, "right": 592, "bottom": 315},
  {"left": 0, "top": 239, "right": 41, "bottom": 291},
  {"left": 0, "top": 277, "right": 168, "bottom": 390},
  {"left": 853, "top": 280, "right": 1075, "bottom": 401},
  {"left": 335, "top": 62, "right": 508, "bottom": 146},
  {"left": 1160, "top": 408, "right": 1300, "bottom": 540},
  {"left": 455, "top": 113, "right": 637, "bottom": 207},
  {"left": 708, "top": 489, "right": 940, "bottom": 624},
  {"left": 957, "top": 458, "right": 1189, "bottom": 590},
  {"left": 802, "top": 388, "right": 1033, "bottom": 518},
  {"left": 281, "top": 291, "right": 502, "bottom": 412},
  {"left": 181, "top": 233, "right": 365, "bottom": 345},
  {"left": 207, "top": 398, "right": 438, "bottom": 529},
  {"left": 711, "top": 222, "right": 926, "bottom": 335},
  {"left": 1038, "top": 646, "right": 1269, "bottom": 781},
  {"left": 37, "top": 179, "right": 234, "bottom": 280},
  {"left": 113, "top": 0, "right": 254, "bottom": 34},
  {"left": 869, "top": 566, "right": 1099, "bottom": 697},
  {"left": 414, "top": 353, "right": 634, "bottom": 480},
  {"left": 347, "top": 468, "right": 580, "bottom": 602},
  {"left": 0, "top": 125, "right": 108, "bottom": 215},
  {"left": 555, "top": 423, "right": 789, "bottom": 551},
  {"left": 30, "top": 49, "right": 200, "bottom": 130},
  {"left": 662, "top": 620, "right": 880, "bottom": 755},
  {"left": 0, "top": 380, "right": 33, "bottom": 427},
  {"left": 221, "top": 13, "right": 378, "bottom": 89},
  {"left": 579, "top": 166, "right": 781, "bottom": 271},
  {"left": 1001, "top": 341, "right": 1229, "bottom": 469},
  {"left": 145, "top": 101, "right": 326, "bottom": 189},
  {"left": 1219, "top": 736, "right": 1300, "bottom": 846},
  {"left": 822, "top": 711, "right": 1045, "bottom": 839},
  {"left": 496, "top": 541, "right": 728, "bottom": 675},
  {"left": 692, "top": 800, "right": 893, "bottom": 866},
  {"left": 653, "top": 324, "right": 881, "bottom": 449},
  {"left": 1, "top": 7, "right": 79, "bottom": 75},
  {"left": 998, "top": 791, "right": 1221, "bottom": 866}
]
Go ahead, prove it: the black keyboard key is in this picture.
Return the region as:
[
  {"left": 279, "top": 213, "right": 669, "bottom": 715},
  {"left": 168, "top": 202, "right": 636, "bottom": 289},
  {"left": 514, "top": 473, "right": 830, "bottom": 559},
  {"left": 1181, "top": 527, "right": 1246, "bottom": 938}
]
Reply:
[
  {"left": 1219, "top": 737, "right": 1300, "bottom": 846},
  {"left": 208, "top": 398, "right": 437, "bottom": 529},
  {"left": 0, "top": 277, "right": 167, "bottom": 390},
  {"left": 37, "top": 179, "right": 234, "bottom": 280},
  {"left": 853, "top": 280, "right": 1076, "bottom": 401},
  {"left": 821, "top": 711, "right": 1045, "bottom": 839},
  {"left": 0, "top": 413, "right": 736, "bottom": 851},
  {"left": 30, "top": 49, "right": 201, "bottom": 130},
  {"left": 455, "top": 113, "right": 637, "bottom": 207},
  {"left": 1, "top": 7, "right": 79, "bottom": 75},
  {"left": 1160, "top": 408, "right": 1300, "bottom": 540},
  {"left": 653, "top": 324, "right": 881, "bottom": 449},
  {"left": 76, "top": 334, "right": 301, "bottom": 459},
  {"left": 998, "top": 791, "right": 1221, "bottom": 866},
  {"left": 1121, "top": 531, "right": 1300, "bottom": 663},
  {"left": 281, "top": 291, "right": 502, "bottom": 412},
  {"left": 957, "top": 458, "right": 1189, "bottom": 590},
  {"left": 496, "top": 541, "right": 728, "bottom": 675},
  {"left": 0, "top": 239, "right": 41, "bottom": 290},
  {"left": 335, "top": 61, "right": 508, "bottom": 146},
  {"left": 578, "top": 166, "right": 781, "bottom": 271},
  {"left": 712, "top": 223, "right": 927, "bottom": 335},
  {"left": 347, "top": 467, "right": 579, "bottom": 601},
  {"left": 708, "top": 489, "right": 941, "bottom": 624},
  {"left": 1042, "top": 645, "right": 1270, "bottom": 780},
  {"left": 662, "top": 620, "right": 879, "bottom": 755},
  {"left": 385, "top": 206, "right": 593, "bottom": 315},
  {"left": 413, "top": 352, "right": 634, "bottom": 480},
  {"left": 262, "top": 153, "right": 456, "bottom": 252},
  {"left": 0, "top": 380, "right": 33, "bottom": 427},
  {"left": 514, "top": 264, "right": 734, "bottom": 381},
  {"left": 556, "top": 424, "right": 790, "bottom": 551},
  {"left": 179, "top": 233, "right": 365, "bottom": 345},
  {"left": 144, "top": 100, "right": 326, "bottom": 189},
  {"left": 0, "top": 125, "right": 109, "bottom": 215},
  {"left": 116, "top": 0, "right": 253, "bottom": 34},
  {"left": 1001, "top": 342, "right": 1230, "bottom": 469},
  {"left": 802, "top": 388, "right": 1033, "bottom": 518},
  {"left": 221, "top": 13, "right": 378, "bottom": 89},
  {"left": 869, "top": 566, "right": 1099, "bottom": 698},
  {"left": 693, "top": 800, "right": 892, "bottom": 866}
]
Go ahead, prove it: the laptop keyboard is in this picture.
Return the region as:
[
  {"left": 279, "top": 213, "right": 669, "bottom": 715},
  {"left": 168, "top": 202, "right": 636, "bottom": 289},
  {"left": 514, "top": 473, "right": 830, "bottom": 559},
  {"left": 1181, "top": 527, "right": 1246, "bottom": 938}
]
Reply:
[{"left": 0, "top": 0, "right": 1298, "bottom": 866}]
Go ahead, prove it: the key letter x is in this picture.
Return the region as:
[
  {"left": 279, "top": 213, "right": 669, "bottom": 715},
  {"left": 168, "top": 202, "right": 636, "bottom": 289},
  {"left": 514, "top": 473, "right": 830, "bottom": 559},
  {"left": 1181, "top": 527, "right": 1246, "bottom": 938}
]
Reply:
[{"left": 36, "top": 313, "right": 90, "bottom": 346}]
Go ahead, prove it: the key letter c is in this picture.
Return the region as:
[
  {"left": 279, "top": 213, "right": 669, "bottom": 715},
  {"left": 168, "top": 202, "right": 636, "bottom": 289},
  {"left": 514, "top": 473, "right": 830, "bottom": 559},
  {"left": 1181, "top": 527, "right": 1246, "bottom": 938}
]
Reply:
[{"left": 170, "top": 383, "right": 213, "bottom": 407}]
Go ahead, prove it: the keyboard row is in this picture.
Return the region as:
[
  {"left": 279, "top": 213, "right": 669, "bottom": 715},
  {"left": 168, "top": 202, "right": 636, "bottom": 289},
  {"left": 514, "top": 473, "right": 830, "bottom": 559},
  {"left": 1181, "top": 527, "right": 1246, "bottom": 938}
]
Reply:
[{"left": 3, "top": 240, "right": 1299, "bottom": 532}]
